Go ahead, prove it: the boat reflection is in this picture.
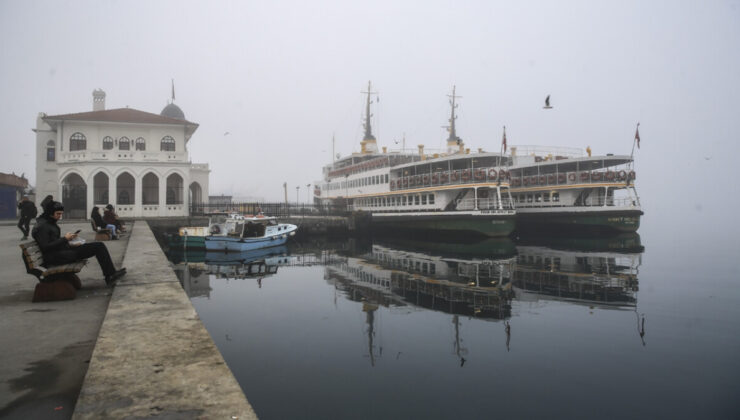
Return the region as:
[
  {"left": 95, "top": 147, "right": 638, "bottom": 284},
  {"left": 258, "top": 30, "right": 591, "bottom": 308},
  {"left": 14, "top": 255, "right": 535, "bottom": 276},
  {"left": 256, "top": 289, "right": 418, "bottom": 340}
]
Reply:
[
  {"left": 512, "top": 234, "right": 643, "bottom": 309},
  {"left": 170, "top": 246, "right": 291, "bottom": 297},
  {"left": 326, "top": 237, "right": 518, "bottom": 320}
]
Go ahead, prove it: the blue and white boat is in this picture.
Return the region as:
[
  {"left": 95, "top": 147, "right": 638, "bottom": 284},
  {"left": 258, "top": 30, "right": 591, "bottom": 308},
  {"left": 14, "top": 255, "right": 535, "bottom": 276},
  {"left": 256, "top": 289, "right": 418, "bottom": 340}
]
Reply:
[{"left": 204, "top": 213, "right": 298, "bottom": 252}]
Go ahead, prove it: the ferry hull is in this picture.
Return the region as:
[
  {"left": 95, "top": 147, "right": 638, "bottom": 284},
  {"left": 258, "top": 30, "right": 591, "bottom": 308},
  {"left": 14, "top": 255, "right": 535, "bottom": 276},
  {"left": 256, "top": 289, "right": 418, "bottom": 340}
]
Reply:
[
  {"left": 515, "top": 209, "right": 642, "bottom": 234},
  {"left": 205, "top": 234, "right": 290, "bottom": 252},
  {"left": 371, "top": 213, "right": 516, "bottom": 238}
]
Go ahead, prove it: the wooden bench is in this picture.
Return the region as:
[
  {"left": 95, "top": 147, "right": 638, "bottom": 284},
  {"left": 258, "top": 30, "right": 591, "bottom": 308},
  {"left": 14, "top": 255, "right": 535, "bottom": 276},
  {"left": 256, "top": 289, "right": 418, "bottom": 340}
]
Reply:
[
  {"left": 20, "top": 241, "right": 87, "bottom": 302},
  {"left": 91, "top": 220, "right": 112, "bottom": 241}
]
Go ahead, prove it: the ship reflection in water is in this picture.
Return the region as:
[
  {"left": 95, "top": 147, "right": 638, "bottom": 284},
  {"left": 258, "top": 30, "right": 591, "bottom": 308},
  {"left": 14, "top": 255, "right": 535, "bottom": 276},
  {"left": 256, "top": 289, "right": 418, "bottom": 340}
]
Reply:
[{"left": 166, "top": 233, "right": 647, "bottom": 419}]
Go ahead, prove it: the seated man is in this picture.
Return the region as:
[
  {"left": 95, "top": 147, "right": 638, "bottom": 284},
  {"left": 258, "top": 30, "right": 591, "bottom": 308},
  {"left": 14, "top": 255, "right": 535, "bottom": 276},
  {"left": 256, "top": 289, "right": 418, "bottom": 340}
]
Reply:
[
  {"left": 32, "top": 201, "right": 126, "bottom": 286},
  {"left": 91, "top": 206, "right": 117, "bottom": 239},
  {"left": 103, "top": 204, "right": 126, "bottom": 233}
]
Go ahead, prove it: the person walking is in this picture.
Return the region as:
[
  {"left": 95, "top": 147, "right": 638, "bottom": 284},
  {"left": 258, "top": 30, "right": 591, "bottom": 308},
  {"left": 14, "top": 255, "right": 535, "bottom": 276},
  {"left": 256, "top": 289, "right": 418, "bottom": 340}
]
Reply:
[
  {"left": 17, "top": 196, "right": 37, "bottom": 240},
  {"left": 32, "top": 201, "right": 126, "bottom": 286}
]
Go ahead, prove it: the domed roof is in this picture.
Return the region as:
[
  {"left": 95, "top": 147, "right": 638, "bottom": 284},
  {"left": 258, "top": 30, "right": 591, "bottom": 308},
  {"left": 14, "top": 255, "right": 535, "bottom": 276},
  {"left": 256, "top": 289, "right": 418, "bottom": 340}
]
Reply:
[{"left": 160, "top": 103, "right": 185, "bottom": 120}]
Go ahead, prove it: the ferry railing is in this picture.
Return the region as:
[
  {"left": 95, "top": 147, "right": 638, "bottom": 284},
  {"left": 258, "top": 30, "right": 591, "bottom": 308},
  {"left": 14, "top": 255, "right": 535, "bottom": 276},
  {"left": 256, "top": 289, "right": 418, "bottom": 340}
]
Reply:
[
  {"left": 390, "top": 167, "right": 512, "bottom": 191},
  {"left": 189, "top": 202, "right": 351, "bottom": 217},
  {"left": 456, "top": 197, "right": 516, "bottom": 212},
  {"left": 509, "top": 170, "right": 637, "bottom": 188},
  {"left": 514, "top": 195, "right": 639, "bottom": 208},
  {"left": 510, "top": 145, "right": 584, "bottom": 159}
]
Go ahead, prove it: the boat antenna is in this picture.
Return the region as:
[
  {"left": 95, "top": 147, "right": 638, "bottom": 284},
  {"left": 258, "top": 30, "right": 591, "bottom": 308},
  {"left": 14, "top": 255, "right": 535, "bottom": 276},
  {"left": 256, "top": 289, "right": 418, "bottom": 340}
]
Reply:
[
  {"left": 444, "top": 86, "right": 463, "bottom": 153},
  {"left": 332, "top": 132, "right": 335, "bottom": 163},
  {"left": 360, "top": 81, "right": 378, "bottom": 154}
]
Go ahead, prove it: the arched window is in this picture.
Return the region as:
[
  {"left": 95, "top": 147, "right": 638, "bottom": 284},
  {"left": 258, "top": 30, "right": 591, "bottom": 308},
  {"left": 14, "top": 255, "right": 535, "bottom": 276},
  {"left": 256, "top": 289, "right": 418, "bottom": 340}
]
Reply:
[
  {"left": 69, "top": 132, "right": 86, "bottom": 151},
  {"left": 160, "top": 135, "right": 175, "bottom": 152},
  {"left": 135, "top": 137, "right": 146, "bottom": 151},
  {"left": 119, "top": 136, "right": 130, "bottom": 150},
  {"left": 102, "top": 136, "right": 114, "bottom": 150},
  {"left": 46, "top": 140, "right": 55, "bottom": 161}
]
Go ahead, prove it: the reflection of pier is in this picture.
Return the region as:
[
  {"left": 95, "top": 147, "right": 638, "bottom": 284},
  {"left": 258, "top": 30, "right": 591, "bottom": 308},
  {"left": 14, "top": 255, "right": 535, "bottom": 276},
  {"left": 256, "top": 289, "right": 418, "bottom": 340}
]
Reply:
[{"left": 513, "top": 246, "right": 641, "bottom": 308}]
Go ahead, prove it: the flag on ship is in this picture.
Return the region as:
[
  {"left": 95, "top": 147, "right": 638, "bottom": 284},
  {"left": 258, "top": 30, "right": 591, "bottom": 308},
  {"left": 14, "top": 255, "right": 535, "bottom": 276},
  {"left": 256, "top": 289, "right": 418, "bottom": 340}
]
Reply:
[
  {"left": 635, "top": 123, "right": 640, "bottom": 149},
  {"left": 171, "top": 79, "right": 175, "bottom": 101},
  {"left": 502, "top": 126, "right": 507, "bottom": 153}
]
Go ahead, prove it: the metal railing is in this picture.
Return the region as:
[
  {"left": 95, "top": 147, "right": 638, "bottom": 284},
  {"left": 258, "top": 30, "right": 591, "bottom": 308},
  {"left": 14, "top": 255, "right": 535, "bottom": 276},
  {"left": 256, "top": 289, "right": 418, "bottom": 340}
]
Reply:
[
  {"left": 510, "top": 170, "right": 636, "bottom": 188},
  {"left": 390, "top": 167, "right": 511, "bottom": 191},
  {"left": 456, "top": 197, "right": 516, "bottom": 212},
  {"left": 515, "top": 196, "right": 639, "bottom": 208},
  {"left": 190, "top": 202, "right": 351, "bottom": 217}
]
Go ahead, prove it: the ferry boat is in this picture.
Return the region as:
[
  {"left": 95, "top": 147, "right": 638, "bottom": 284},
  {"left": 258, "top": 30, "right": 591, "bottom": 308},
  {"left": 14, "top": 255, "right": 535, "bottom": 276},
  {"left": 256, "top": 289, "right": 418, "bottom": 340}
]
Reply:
[
  {"left": 315, "top": 83, "right": 516, "bottom": 238},
  {"left": 507, "top": 145, "right": 642, "bottom": 233},
  {"left": 204, "top": 212, "right": 297, "bottom": 252}
]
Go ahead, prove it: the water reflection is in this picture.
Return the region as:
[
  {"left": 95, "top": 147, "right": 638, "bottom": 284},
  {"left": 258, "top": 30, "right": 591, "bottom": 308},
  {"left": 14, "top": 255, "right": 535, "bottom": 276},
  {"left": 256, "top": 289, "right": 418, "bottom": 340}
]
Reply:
[
  {"left": 513, "top": 234, "right": 642, "bottom": 309},
  {"left": 164, "top": 233, "right": 650, "bottom": 419},
  {"left": 171, "top": 246, "right": 291, "bottom": 297}
]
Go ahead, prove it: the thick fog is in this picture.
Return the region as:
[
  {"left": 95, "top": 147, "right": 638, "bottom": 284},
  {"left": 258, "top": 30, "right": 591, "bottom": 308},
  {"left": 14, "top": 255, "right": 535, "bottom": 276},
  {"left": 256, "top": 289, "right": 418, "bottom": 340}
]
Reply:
[{"left": 1, "top": 0, "right": 739, "bottom": 237}]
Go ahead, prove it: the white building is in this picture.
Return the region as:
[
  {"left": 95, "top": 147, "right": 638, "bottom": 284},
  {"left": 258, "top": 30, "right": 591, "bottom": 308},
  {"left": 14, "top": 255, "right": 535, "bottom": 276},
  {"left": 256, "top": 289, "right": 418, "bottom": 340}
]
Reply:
[{"left": 34, "top": 89, "right": 209, "bottom": 219}]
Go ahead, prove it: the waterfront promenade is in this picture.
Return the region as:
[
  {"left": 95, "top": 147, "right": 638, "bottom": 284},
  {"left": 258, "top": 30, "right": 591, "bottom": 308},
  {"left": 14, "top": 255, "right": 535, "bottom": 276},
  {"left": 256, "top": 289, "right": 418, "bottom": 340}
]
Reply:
[{"left": 0, "top": 221, "right": 256, "bottom": 419}]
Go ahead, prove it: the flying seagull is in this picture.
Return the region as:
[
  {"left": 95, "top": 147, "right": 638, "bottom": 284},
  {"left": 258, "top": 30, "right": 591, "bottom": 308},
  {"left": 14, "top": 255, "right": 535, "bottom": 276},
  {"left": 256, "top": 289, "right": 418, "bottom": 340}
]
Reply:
[
  {"left": 543, "top": 95, "right": 552, "bottom": 109},
  {"left": 224, "top": 131, "right": 231, "bottom": 136}
]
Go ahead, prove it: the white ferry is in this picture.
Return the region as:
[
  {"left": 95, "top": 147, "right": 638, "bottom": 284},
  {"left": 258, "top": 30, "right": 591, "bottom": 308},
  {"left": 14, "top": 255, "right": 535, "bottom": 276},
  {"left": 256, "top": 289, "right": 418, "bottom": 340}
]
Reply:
[
  {"left": 507, "top": 145, "right": 642, "bottom": 233},
  {"left": 315, "top": 83, "right": 516, "bottom": 237}
]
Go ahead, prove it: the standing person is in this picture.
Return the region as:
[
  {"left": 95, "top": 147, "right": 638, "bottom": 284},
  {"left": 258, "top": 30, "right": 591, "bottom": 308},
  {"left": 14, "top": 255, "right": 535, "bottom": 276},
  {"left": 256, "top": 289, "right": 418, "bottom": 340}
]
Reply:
[
  {"left": 91, "top": 206, "right": 117, "bottom": 239},
  {"left": 32, "top": 201, "right": 126, "bottom": 286},
  {"left": 17, "top": 196, "right": 37, "bottom": 240}
]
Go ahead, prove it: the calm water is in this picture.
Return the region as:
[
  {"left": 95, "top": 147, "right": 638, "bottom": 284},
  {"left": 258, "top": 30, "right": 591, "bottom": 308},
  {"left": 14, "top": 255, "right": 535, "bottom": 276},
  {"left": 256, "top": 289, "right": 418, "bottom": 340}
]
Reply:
[{"left": 162, "top": 230, "right": 740, "bottom": 419}]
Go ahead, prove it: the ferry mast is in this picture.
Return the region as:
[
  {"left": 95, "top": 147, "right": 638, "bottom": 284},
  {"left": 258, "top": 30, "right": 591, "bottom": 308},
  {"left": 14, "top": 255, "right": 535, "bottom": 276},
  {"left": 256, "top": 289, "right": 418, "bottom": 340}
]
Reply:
[
  {"left": 360, "top": 81, "right": 378, "bottom": 154},
  {"left": 445, "top": 85, "right": 464, "bottom": 154}
]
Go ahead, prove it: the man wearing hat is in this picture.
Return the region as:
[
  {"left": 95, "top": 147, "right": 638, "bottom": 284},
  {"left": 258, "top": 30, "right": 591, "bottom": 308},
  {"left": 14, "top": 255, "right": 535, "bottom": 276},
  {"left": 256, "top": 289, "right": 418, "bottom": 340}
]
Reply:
[
  {"left": 17, "top": 195, "right": 37, "bottom": 240},
  {"left": 32, "top": 201, "right": 126, "bottom": 286}
]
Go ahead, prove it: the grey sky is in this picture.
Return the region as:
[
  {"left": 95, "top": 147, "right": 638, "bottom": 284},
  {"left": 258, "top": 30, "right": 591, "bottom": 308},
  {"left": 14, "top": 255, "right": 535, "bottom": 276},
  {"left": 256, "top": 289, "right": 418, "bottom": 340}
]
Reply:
[{"left": 2, "top": 0, "right": 739, "bottom": 235}]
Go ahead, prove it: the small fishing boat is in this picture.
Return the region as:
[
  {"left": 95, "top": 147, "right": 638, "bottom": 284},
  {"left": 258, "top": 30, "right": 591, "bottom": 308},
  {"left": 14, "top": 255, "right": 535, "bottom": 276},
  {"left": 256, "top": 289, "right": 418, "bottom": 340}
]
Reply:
[{"left": 204, "top": 212, "right": 297, "bottom": 252}]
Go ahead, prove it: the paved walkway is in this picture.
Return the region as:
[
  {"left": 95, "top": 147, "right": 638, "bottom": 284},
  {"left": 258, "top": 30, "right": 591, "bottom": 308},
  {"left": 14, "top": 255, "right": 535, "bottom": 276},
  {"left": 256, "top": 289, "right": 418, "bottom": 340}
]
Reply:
[
  {"left": 0, "top": 221, "right": 128, "bottom": 419},
  {"left": 0, "top": 220, "right": 257, "bottom": 419}
]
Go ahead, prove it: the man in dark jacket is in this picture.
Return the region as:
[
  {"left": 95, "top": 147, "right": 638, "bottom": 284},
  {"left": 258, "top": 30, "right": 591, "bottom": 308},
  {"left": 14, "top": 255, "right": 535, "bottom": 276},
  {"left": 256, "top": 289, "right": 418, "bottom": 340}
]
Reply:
[
  {"left": 32, "top": 201, "right": 126, "bottom": 286},
  {"left": 17, "top": 196, "right": 37, "bottom": 240}
]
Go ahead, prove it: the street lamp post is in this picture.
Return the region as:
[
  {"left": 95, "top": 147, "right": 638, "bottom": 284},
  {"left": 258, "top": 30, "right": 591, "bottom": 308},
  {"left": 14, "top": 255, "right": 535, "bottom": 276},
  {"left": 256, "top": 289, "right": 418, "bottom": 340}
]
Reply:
[
  {"left": 295, "top": 186, "right": 299, "bottom": 204},
  {"left": 306, "top": 184, "right": 311, "bottom": 203}
]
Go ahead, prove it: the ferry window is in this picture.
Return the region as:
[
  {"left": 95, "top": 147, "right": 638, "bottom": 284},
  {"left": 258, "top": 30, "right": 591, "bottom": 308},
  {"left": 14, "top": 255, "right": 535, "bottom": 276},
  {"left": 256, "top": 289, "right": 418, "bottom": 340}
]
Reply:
[
  {"left": 429, "top": 194, "right": 435, "bottom": 204},
  {"left": 553, "top": 192, "right": 560, "bottom": 202},
  {"left": 421, "top": 195, "right": 427, "bottom": 205},
  {"left": 385, "top": 174, "right": 389, "bottom": 183},
  {"left": 415, "top": 195, "right": 420, "bottom": 205},
  {"left": 544, "top": 193, "right": 550, "bottom": 202},
  {"left": 402, "top": 196, "right": 407, "bottom": 205},
  {"left": 383, "top": 197, "right": 387, "bottom": 206},
  {"left": 527, "top": 195, "right": 533, "bottom": 203},
  {"left": 535, "top": 194, "right": 542, "bottom": 203},
  {"left": 430, "top": 264, "right": 436, "bottom": 274},
  {"left": 422, "top": 263, "right": 428, "bottom": 274}
]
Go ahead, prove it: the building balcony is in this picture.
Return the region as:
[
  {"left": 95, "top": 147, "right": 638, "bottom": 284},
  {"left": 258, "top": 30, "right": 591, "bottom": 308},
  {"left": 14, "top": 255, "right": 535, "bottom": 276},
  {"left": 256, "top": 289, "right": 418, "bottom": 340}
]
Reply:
[{"left": 58, "top": 150, "right": 189, "bottom": 163}]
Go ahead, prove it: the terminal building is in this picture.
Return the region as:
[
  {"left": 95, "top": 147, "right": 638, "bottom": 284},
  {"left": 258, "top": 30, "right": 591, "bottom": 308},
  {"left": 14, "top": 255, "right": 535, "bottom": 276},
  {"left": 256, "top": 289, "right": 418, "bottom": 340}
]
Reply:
[{"left": 34, "top": 89, "right": 209, "bottom": 219}]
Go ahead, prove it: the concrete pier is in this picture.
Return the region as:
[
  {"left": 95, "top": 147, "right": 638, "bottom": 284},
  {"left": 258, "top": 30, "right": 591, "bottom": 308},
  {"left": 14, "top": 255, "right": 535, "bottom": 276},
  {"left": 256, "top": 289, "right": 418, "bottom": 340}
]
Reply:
[{"left": 0, "top": 220, "right": 257, "bottom": 419}]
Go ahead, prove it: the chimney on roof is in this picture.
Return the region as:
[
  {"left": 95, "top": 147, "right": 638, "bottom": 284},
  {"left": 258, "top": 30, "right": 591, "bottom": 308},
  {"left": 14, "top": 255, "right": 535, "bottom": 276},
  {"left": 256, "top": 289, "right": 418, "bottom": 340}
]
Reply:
[{"left": 93, "top": 89, "right": 106, "bottom": 111}]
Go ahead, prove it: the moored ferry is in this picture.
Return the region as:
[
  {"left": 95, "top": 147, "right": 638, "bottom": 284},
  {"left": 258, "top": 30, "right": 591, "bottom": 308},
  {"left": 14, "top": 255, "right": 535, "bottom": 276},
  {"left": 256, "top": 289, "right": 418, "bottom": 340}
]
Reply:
[
  {"left": 506, "top": 145, "right": 642, "bottom": 233},
  {"left": 315, "top": 83, "right": 516, "bottom": 238}
]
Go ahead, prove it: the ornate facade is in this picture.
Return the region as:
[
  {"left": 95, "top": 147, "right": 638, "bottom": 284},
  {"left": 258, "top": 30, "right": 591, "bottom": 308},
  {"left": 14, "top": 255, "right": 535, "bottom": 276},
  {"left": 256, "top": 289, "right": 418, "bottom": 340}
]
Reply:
[{"left": 34, "top": 89, "right": 210, "bottom": 219}]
